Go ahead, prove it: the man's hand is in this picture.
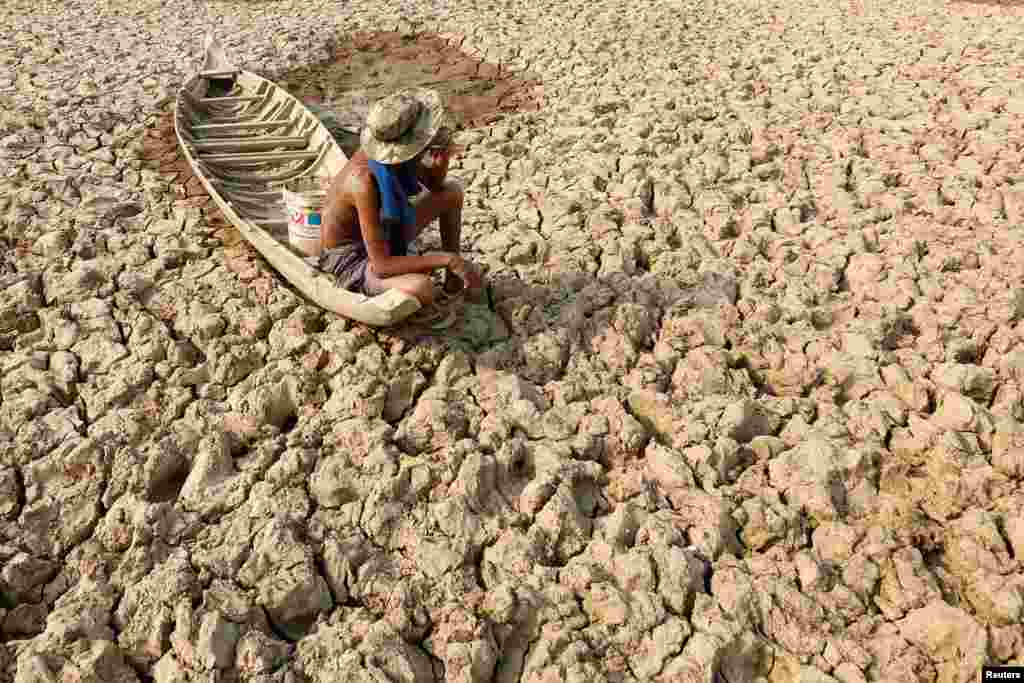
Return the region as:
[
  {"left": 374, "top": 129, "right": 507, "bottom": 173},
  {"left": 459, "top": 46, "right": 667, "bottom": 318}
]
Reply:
[{"left": 447, "top": 255, "right": 482, "bottom": 290}]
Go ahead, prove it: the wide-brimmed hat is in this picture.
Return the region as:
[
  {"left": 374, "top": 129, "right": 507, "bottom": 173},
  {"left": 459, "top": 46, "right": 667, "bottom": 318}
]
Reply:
[{"left": 361, "top": 88, "right": 447, "bottom": 164}]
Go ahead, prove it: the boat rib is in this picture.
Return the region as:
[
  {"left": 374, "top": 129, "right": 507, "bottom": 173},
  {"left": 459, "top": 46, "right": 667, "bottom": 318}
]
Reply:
[{"left": 174, "top": 39, "right": 422, "bottom": 327}]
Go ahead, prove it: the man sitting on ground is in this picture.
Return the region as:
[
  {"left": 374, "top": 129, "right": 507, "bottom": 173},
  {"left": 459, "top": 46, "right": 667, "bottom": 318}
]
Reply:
[{"left": 315, "top": 88, "right": 482, "bottom": 311}]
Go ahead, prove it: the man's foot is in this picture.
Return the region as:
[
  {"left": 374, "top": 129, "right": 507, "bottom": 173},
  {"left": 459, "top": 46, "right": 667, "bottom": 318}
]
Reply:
[{"left": 408, "top": 303, "right": 458, "bottom": 330}]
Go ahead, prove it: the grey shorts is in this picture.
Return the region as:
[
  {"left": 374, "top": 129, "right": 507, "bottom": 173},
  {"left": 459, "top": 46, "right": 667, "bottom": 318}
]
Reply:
[
  {"left": 307, "top": 230, "right": 420, "bottom": 297},
  {"left": 306, "top": 241, "right": 381, "bottom": 296}
]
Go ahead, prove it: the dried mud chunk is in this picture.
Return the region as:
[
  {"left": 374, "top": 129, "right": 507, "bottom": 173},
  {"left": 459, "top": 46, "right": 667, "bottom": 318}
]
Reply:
[
  {"left": 0, "top": 273, "right": 43, "bottom": 335},
  {"left": 294, "top": 623, "right": 368, "bottom": 682},
  {"left": 207, "top": 344, "right": 265, "bottom": 387},
  {"left": 659, "top": 626, "right": 769, "bottom": 683},
  {"left": 768, "top": 437, "right": 875, "bottom": 522},
  {"left": 0, "top": 468, "right": 20, "bottom": 519},
  {"left": 736, "top": 491, "right": 802, "bottom": 552},
  {"left": 944, "top": 510, "right": 1023, "bottom": 624},
  {"left": 989, "top": 625, "right": 1024, "bottom": 664},
  {"left": 481, "top": 528, "right": 544, "bottom": 587},
  {"left": 72, "top": 333, "right": 129, "bottom": 375},
  {"left": 629, "top": 616, "right": 691, "bottom": 679},
  {"left": 944, "top": 509, "right": 1014, "bottom": 577},
  {"left": 627, "top": 390, "right": 683, "bottom": 446},
  {"left": 79, "top": 361, "right": 158, "bottom": 422},
  {"left": 518, "top": 620, "right": 602, "bottom": 682},
  {"left": 718, "top": 398, "right": 781, "bottom": 443},
  {"left": 932, "top": 391, "right": 988, "bottom": 433},
  {"left": 672, "top": 347, "right": 754, "bottom": 401},
  {"left": 235, "top": 630, "right": 292, "bottom": 676},
  {"left": 232, "top": 376, "right": 301, "bottom": 430},
  {"left": 840, "top": 554, "right": 881, "bottom": 603},
  {"left": 897, "top": 601, "right": 988, "bottom": 683},
  {"left": 992, "top": 417, "right": 1024, "bottom": 478},
  {"left": 874, "top": 547, "right": 943, "bottom": 620},
  {"left": 521, "top": 331, "right": 570, "bottom": 384},
  {"left": 194, "top": 610, "right": 241, "bottom": 671},
  {"left": 931, "top": 362, "right": 997, "bottom": 405},
  {"left": 842, "top": 397, "right": 900, "bottom": 445},
  {"left": 19, "top": 437, "right": 105, "bottom": 557},
  {"left": 755, "top": 578, "right": 829, "bottom": 658},
  {"left": 963, "top": 572, "right": 1024, "bottom": 626},
  {"left": 534, "top": 482, "right": 593, "bottom": 564},
  {"left": 596, "top": 502, "right": 646, "bottom": 550},
  {"left": 199, "top": 580, "right": 261, "bottom": 627},
  {"left": 266, "top": 306, "right": 322, "bottom": 359},
  {"left": 309, "top": 453, "right": 364, "bottom": 510},
  {"left": 427, "top": 606, "right": 498, "bottom": 683},
  {"left": 476, "top": 370, "right": 548, "bottom": 427},
  {"left": 644, "top": 441, "right": 697, "bottom": 493},
  {"left": 44, "top": 262, "right": 114, "bottom": 305},
  {"left": 450, "top": 450, "right": 512, "bottom": 517},
  {"left": 590, "top": 396, "right": 651, "bottom": 464},
  {"left": 237, "top": 515, "right": 333, "bottom": 639},
  {"left": 42, "top": 639, "right": 142, "bottom": 683},
  {"left": 114, "top": 550, "right": 199, "bottom": 667},
  {"left": 1, "top": 553, "right": 58, "bottom": 605},
  {"left": 395, "top": 386, "right": 475, "bottom": 454},
  {"left": 8, "top": 403, "right": 83, "bottom": 465},
  {"left": 361, "top": 620, "right": 436, "bottom": 683},
  {"left": 2, "top": 602, "right": 46, "bottom": 638},
  {"left": 651, "top": 545, "right": 707, "bottom": 617},
  {"left": 177, "top": 433, "right": 249, "bottom": 518},
  {"left": 664, "top": 308, "right": 737, "bottom": 358},
  {"left": 321, "top": 532, "right": 372, "bottom": 606},
  {"left": 383, "top": 370, "right": 428, "bottom": 423},
  {"left": 43, "top": 576, "right": 119, "bottom": 642}
]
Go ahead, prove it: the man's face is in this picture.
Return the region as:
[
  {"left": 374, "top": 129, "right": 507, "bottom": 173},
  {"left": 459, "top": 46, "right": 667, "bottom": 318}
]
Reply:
[{"left": 430, "top": 127, "right": 453, "bottom": 151}]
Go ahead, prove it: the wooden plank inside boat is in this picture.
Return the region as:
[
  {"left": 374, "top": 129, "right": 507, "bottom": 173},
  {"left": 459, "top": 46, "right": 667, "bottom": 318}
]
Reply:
[
  {"left": 198, "top": 150, "right": 320, "bottom": 164},
  {"left": 190, "top": 135, "right": 310, "bottom": 152},
  {"left": 200, "top": 69, "right": 240, "bottom": 80},
  {"left": 198, "top": 94, "right": 265, "bottom": 105},
  {"left": 192, "top": 119, "right": 293, "bottom": 133}
]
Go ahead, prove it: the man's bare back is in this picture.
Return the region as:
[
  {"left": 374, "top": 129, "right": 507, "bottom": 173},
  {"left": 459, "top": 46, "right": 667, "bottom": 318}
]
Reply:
[{"left": 320, "top": 150, "right": 372, "bottom": 249}]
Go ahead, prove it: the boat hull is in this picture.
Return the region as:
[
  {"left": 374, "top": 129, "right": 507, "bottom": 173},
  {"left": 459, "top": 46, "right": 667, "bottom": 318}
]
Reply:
[{"left": 173, "top": 65, "right": 422, "bottom": 327}]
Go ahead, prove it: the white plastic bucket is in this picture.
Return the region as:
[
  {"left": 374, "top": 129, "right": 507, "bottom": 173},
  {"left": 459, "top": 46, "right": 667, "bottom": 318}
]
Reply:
[{"left": 282, "top": 188, "right": 326, "bottom": 257}]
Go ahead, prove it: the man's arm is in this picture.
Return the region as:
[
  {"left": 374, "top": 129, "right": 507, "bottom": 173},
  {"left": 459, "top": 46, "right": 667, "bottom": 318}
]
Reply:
[{"left": 352, "top": 170, "right": 453, "bottom": 278}]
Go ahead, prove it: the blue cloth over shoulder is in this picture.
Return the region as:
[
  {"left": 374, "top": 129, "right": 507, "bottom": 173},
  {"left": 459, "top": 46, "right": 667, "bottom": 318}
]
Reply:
[{"left": 368, "top": 158, "right": 418, "bottom": 257}]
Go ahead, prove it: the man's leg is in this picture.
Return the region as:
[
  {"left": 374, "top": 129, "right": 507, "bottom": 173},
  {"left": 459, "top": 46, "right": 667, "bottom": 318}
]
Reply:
[{"left": 364, "top": 271, "right": 436, "bottom": 307}]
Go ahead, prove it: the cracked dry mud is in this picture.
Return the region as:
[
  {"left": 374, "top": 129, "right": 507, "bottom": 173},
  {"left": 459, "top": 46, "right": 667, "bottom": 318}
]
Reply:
[{"left": 2, "top": 0, "right": 1024, "bottom": 680}]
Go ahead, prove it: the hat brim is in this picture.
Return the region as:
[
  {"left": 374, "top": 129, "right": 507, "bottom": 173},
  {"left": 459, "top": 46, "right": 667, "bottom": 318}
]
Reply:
[{"left": 361, "top": 89, "right": 446, "bottom": 164}]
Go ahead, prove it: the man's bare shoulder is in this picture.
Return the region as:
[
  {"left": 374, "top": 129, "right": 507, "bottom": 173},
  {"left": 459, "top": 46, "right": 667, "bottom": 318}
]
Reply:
[{"left": 337, "top": 154, "right": 376, "bottom": 196}]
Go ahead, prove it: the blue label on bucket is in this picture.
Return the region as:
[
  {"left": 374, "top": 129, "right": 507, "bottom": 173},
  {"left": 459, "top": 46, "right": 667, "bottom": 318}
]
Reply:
[{"left": 308, "top": 213, "right": 322, "bottom": 226}]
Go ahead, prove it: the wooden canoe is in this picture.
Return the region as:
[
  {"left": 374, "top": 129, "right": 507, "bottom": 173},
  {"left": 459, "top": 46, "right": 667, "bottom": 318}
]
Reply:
[{"left": 173, "top": 38, "right": 422, "bottom": 326}]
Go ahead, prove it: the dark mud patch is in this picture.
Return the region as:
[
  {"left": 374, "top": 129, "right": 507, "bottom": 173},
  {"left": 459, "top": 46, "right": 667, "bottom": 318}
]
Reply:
[{"left": 276, "top": 30, "right": 543, "bottom": 148}]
